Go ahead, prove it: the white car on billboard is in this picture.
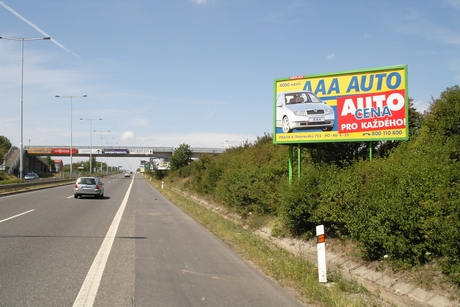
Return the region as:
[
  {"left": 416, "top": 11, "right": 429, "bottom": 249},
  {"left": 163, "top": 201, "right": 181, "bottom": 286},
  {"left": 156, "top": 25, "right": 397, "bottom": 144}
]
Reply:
[
  {"left": 276, "top": 91, "right": 335, "bottom": 133},
  {"left": 150, "top": 158, "right": 170, "bottom": 170}
]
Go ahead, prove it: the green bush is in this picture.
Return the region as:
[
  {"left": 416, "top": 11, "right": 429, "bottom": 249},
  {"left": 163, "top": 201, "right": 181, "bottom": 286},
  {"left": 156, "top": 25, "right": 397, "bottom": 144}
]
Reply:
[
  {"left": 163, "top": 87, "right": 460, "bottom": 286},
  {"left": 215, "top": 165, "right": 285, "bottom": 217}
]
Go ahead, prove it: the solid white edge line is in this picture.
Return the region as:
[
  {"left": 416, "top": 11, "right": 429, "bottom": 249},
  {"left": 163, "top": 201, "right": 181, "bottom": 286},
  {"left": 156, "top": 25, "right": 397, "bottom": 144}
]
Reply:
[
  {"left": 0, "top": 209, "right": 35, "bottom": 223},
  {"left": 73, "top": 178, "right": 134, "bottom": 307}
]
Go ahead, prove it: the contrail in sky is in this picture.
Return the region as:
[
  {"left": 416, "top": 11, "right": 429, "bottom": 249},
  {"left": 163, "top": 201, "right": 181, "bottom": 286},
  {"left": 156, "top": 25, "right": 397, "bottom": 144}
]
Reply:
[{"left": 0, "top": 1, "right": 79, "bottom": 58}]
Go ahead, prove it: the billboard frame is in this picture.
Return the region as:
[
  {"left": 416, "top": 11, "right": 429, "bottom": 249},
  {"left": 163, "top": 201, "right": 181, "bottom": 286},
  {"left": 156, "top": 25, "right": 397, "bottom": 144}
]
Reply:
[
  {"left": 273, "top": 65, "right": 408, "bottom": 183},
  {"left": 273, "top": 65, "right": 409, "bottom": 145}
]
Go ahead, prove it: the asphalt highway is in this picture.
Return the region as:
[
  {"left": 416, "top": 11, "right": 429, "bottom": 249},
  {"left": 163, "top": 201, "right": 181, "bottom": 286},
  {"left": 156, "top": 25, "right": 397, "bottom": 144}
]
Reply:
[{"left": 0, "top": 174, "right": 304, "bottom": 307}]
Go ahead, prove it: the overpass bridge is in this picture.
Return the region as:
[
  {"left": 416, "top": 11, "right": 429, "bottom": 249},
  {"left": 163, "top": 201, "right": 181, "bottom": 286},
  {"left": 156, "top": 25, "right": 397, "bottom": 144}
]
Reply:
[
  {"left": 25, "top": 146, "right": 225, "bottom": 159},
  {"left": 2, "top": 145, "right": 225, "bottom": 176}
]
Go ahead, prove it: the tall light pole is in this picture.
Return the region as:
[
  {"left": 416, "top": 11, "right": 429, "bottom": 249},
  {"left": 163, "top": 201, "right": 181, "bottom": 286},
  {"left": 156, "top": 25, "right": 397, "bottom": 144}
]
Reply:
[
  {"left": 94, "top": 130, "right": 110, "bottom": 173},
  {"left": 55, "top": 95, "right": 87, "bottom": 178},
  {"left": 80, "top": 118, "right": 102, "bottom": 174},
  {"left": 0, "top": 36, "right": 51, "bottom": 179}
]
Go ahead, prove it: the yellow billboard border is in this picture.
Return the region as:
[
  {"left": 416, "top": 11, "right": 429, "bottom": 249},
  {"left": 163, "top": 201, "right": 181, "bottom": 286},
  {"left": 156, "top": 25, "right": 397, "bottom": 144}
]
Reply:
[{"left": 273, "top": 65, "right": 409, "bottom": 145}]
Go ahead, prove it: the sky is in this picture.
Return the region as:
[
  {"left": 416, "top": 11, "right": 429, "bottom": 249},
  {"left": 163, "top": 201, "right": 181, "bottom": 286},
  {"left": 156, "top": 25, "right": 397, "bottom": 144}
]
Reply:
[{"left": 1, "top": 0, "right": 460, "bottom": 170}]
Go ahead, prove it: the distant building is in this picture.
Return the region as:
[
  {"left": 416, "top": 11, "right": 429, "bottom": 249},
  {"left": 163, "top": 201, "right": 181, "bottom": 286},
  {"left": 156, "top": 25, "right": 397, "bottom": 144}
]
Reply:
[{"left": 54, "top": 160, "right": 64, "bottom": 172}]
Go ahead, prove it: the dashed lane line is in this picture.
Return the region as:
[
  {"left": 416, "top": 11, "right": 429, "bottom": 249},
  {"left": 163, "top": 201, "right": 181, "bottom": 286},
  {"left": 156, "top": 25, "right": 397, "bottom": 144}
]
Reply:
[
  {"left": 72, "top": 177, "right": 133, "bottom": 307},
  {"left": 0, "top": 209, "right": 35, "bottom": 223}
]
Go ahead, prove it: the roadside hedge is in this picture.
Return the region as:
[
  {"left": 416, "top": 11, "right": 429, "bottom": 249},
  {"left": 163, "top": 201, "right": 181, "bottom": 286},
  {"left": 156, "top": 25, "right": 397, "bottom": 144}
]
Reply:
[{"left": 166, "top": 87, "right": 460, "bottom": 286}]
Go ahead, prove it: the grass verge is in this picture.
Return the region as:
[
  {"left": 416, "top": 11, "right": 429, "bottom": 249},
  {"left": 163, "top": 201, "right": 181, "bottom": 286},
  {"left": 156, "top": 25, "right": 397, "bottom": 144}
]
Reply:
[{"left": 147, "top": 178, "right": 390, "bottom": 307}]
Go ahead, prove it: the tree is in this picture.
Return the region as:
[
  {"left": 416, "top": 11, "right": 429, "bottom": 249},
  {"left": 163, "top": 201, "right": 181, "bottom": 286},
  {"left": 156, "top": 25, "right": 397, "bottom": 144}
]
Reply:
[
  {"left": 425, "top": 85, "right": 460, "bottom": 138},
  {"left": 45, "top": 156, "right": 55, "bottom": 173},
  {"left": 0, "top": 135, "right": 12, "bottom": 158},
  {"left": 170, "top": 143, "right": 193, "bottom": 171},
  {"left": 423, "top": 85, "right": 460, "bottom": 161},
  {"left": 304, "top": 141, "right": 369, "bottom": 167},
  {"left": 305, "top": 99, "right": 425, "bottom": 163},
  {"left": 375, "top": 99, "right": 423, "bottom": 157}
]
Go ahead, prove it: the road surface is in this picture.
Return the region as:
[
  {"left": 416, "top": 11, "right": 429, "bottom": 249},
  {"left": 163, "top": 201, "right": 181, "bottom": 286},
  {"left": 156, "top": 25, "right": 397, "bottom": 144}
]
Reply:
[{"left": 0, "top": 174, "right": 304, "bottom": 307}]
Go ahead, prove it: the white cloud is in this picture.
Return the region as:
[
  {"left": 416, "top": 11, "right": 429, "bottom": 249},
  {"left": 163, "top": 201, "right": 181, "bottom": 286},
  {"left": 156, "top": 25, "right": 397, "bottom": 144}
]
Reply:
[
  {"left": 392, "top": 7, "right": 460, "bottom": 47},
  {"left": 326, "top": 54, "right": 335, "bottom": 60},
  {"left": 121, "top": 131, "right": 135, "bottom": 141},
  {"left": 445, "top": 0, "right": 460, "bottom": 10},
  {"left": 116, "top": 132, "right": 257, "bottom": 149},
  {"left": 412, "top": 99, "right": 430, "bottom": 112},
  {"left": 191, "top": 0, "right": 207, "bottom": 4}
]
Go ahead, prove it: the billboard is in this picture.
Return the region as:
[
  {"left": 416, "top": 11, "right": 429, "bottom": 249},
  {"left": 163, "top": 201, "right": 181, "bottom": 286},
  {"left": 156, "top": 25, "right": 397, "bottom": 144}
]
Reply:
[
  {"left": 273, "top": 65, "right": 408, "bottom": 144},
  {"left": 52, "top": 148, "right": 78, "bottom": 155},
  {"left": 79, "top": 148, "right": 103, "bottom": 155},
  {"left": 103, "top": 148, "right": 129, "bottom": 154},
  {"left": 150, "top": 157, "right": 170, "bottom": 170},
  {"left": 129, "top": 148, "right": 154, "bottom": 155},
  {"left": 27, "top": 148, "right": 53, "bottom": 155}
]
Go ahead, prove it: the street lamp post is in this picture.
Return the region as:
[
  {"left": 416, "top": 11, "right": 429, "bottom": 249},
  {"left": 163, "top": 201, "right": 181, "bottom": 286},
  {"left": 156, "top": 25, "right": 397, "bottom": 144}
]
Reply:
[
  {"left": 0, "top": 36, "right": 51, "bottom": 179},
  {"left": 55, "top": 95, "right": 87, "bottom": 178},
  {"left": 80, "top": 118, "right": 102, "bottom": 174},
  {"left": 94, "top": 130, "right": 110, "bottom": 173}
]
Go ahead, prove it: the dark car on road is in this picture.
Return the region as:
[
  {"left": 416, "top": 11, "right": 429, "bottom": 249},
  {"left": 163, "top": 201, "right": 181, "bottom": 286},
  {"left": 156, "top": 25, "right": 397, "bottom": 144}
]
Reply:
[
  {"left": 74, "top": 176, "right": 104, "bottom": 199},
  {"left": 24, "top": 172, "right": 39, "bottom": 180}
]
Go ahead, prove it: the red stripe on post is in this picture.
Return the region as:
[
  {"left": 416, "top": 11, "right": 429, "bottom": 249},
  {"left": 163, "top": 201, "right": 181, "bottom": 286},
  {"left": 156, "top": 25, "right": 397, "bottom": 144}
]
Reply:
[{"left": 317, "top": 234, "right": 325, "bottom": 244}]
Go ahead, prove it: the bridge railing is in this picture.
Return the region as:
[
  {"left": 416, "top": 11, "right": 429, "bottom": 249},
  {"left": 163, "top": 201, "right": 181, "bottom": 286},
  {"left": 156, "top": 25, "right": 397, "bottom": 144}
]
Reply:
[{"left": 23, "top": 146, "right": 225, "bottom": 155}]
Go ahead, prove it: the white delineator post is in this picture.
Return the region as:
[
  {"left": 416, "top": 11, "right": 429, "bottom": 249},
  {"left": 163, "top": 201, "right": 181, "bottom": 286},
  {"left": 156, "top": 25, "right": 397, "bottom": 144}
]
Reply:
[{"left": 316, "top": 225, "right": 327, "bottom": 283}]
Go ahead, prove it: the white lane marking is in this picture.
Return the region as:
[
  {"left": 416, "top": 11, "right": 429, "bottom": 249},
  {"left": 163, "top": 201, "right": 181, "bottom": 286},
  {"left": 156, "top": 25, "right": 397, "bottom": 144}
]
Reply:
[
  {"left": 0, "top": 209, "right": 35, "bottom": 223},
  {"left": 73, "top": 178, "right": 134, "bottom": 307}
]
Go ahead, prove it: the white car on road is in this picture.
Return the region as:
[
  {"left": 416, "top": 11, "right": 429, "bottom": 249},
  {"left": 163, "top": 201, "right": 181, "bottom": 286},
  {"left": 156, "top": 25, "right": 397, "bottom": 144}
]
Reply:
[{"left": 74, "top": 176, "right": 104, "bottom": 199}]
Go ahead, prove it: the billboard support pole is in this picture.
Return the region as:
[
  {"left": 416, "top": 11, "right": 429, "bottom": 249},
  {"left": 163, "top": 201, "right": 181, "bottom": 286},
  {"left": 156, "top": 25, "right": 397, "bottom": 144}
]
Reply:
[
  {"left": 288, "top": 145, "right": 293, "bottom": 184},
  {"left": 369, "top": 141, "right": 373, "bottom": 161},
  {"left": 298, "top": 144, "right": 301, "bottom": 179}
]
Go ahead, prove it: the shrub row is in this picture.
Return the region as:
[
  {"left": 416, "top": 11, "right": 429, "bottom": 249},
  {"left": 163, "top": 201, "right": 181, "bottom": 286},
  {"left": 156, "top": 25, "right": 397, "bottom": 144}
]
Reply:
[
  {"left": 169, "top": 132, "right": 460, "bottom": 285},
  {"left": 166, "top": 87, "right": 460, "bottom": 285}
]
